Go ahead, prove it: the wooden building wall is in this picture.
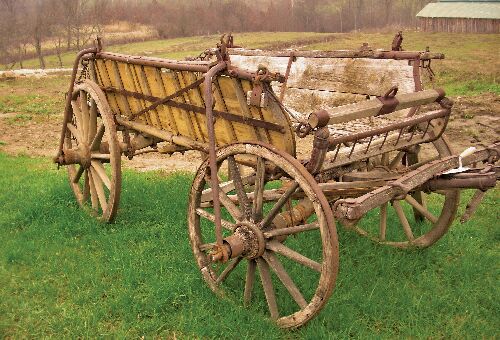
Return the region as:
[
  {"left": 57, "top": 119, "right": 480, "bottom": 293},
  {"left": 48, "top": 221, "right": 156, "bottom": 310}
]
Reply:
[{"left": 419, "top": 17, "right": 499, "bottom": 33}]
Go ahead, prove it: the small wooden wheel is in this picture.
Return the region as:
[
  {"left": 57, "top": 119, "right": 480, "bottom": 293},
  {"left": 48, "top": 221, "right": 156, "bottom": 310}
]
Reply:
[
  {"left": 188, "top": 142, "right": 338, "bottom": 328},
  {"left": 345, "top": 136, "right": 460, "bottom": 248},
  {"left": 63, "top": 80, "right": 121, "bottom": 222}
]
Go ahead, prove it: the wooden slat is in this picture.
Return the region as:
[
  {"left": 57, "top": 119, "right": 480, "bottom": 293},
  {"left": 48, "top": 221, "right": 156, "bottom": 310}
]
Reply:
[
  {"left": 238, "top": 79, "right": 272, "bottom": 144},
  {"left": 217, "top": 76, "right": 260, "bottom": 142},
  {"left": 181, "top": 71, "right": 208, "bottom": 143},
  {"left": 152, "top": 68, "right": 179, "bottom": 135},
  {"left": 128, "top": 64, "right": 153, "bottom": 126},
  {"left": 160, "top": 70, "right": 194, "bottom": 138},
  {"left": 94, "top": 59, "right": 121, "bottom": 114},
  {"left": 231, "top": 78, "right": 263, "bottom": 142},
  {"left": 309, "top": 89, "right": 442, "bottom": 127},
  {"left": 138, "top": 66, "right": 164, "bottom": 129},
  {"left": 213, "top": 78, "right": 238, "bottom": 143},
  {"left": 169, "top": 71, "right": 199, "bottom": 140},
  {"left": 121, "top": 63, "right": 147, "bottom": 117},
  {"left": 111, "top": 61, "right": 132, "bottom": 116},
  {"left": 103, "top": 60, "right": 127, "bottom": 115},
  {"left": 230, "top": 55, "right": 415, "bottom": 97}
]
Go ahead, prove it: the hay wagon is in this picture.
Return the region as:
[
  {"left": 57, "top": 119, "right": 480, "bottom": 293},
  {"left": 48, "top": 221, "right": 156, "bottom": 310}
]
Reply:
[{"left": 54, "top": 35, "right": 499, "bottom": 328}]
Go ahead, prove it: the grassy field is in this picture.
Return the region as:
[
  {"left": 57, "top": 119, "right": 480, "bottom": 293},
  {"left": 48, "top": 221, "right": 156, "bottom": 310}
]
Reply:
[
  {"left": 0, "top": 154, "right": 498, "bottom": 338},
  {"left": 11, "top": 31, "right": 500, "bottom": 97},
  {"left": 2, "top": 31, "right": 498, "bottom": 122}
]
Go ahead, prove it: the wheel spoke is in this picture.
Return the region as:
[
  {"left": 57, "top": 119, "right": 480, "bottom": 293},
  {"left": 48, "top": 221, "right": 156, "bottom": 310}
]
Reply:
[
  {"left": 216, "top": 257, "right": 243, "bottom": 285},
  {"left": 381, "top": 153, "right": 390, "bottom": 166},
  {"left": 71, "top": 101, "right": 83, "bottom": 134},
  {"left": 252, "top": 157, "right": 266, "bottom": 222},
  {"left": 88, "top": 170, "right": 99, "bottom": 212},
  {"left": 257, "top": 257, "right": 279, "bottom": 320},
  {"left": 199, "top": 243, "right": 216, "bottom": 251},
  {"left": 228, "top": 156, "right": 252, "bottom": 219},
  {"left": 90, "top": 167, "right": 108, "bottom": 213},
  {"left": 266, "top": 240, "right": 321, "bottom": 272},
  {"left": 88, "top": 99, "right": 98, "bottom": 144},
  {"left": 389, "top": 152, "right": 405, "bottom": 169},
  {"left": 82, "top": 170, "right": 90, "bottom": 202},
  {"left": 244, "top": 259, "right": 256, "bottom": 306},
  {"left": 405, "top": 195, "right": 437, "bottom": 224},
  {"left": 91, "top": 153, "right": 111, "bottom": 161},
  {"left": 392, "top": 200, "right": 414, "bottom": 241},
  {"left": 201, "top": 174, "right": 256, "bottom": 203},
  {"left": 90, "top": 124, "right": 105, "bottom": 151},
  {"left": 80, "top": 90, "right": 90, "bottom": 141},
  {"left": 263, "top": 222, "right": 319, "bottom": 238},
  {"left": 196, "top": 208, "right": 237, "bottom": 231},
  {"left": 263, "top": 251, "right": 308, "bottom": 309},
  {"left": 72, "top": 165, "right": 85, "bottom": 184},
  {"left": 67, "top": 123, "right": 83, "bottom": 144},
  {"left": 91, "top": 160, "right": 111, "bottom": 190},
  {"left": 261, "top": 182, "right": 299, "bottom": 229},
  {"left": 379, "top": 203, "right": 387, "bottom": 241}
]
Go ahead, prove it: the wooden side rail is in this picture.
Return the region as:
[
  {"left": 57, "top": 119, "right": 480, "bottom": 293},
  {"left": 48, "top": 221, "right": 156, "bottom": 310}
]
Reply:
[{"left": 307, "top": 88, "right": 446, "bottom": 128}]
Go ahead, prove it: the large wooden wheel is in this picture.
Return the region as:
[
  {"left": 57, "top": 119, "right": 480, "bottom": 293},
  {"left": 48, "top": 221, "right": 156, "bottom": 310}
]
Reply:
[
  {"left": 63, "top": 80, "right": 121, "bottom": 222},
  {"left": 188, "top": 142, "right": 338, "bottom": 328},
  {"left": 344, "top": 137, "right": 460, "bottom": 248}
]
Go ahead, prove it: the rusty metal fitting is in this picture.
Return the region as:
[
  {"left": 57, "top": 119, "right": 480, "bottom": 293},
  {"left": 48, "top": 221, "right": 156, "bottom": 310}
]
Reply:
[
  {"left": 295, "top": 123, "right": 312, "bottom": 138},
  {"left": 237, "top": 222, "right": 265, "bottom": 259},
  {"left": 377, "top": 86, "right": 400, "bottom": 115},
  {"left": 308, "top": 109, "right": 330, "bottom": 129},
  {"left": 211, "top": 222, "right": 266, "bottom": 263},
  {"left": 313, "top": 127, "right": 330, "bottom": 149},
  {"left": 210, "top": 243, "right": 230, "bottom": 263},
  {"left": 389, "top": 181, "right": 411, "bottom": 200}
]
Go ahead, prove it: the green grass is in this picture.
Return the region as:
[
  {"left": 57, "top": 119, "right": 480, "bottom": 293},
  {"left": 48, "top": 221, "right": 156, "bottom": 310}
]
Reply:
[
  {"left": 304, "top": 31, "right": 500, "bottom": 97},
  {"left": 1, "top": 153, "right": 498, "bottom": 338},
  {"left": 0, "top": 76, "right": 69, "bottom": 116},
  {"left": 10, "top": 31, "right": 499, "bottom": 97},
  {"left": 15, "top": 32, "right": 334, "bottom": 70}
]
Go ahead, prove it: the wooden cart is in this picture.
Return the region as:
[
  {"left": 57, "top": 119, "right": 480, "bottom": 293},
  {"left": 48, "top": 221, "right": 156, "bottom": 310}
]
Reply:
[{"left": 54, "top": 36, "right": 499, "bottom": 328}]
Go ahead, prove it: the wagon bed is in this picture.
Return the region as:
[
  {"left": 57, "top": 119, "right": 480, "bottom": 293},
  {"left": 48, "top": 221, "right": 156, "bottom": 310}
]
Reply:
[{"left": 54, "top": 35, "right": 499, "bottom": 328}]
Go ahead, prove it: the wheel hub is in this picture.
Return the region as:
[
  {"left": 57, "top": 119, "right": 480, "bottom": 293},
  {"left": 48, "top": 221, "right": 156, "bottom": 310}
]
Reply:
[{"left": 213, "top": 222, "right": 266, "bottom": 263}]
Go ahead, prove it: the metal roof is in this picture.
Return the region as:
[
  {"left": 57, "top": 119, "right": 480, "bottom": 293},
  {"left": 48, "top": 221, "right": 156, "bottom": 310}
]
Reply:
[
  {"left": 416, "top": 2, "right": 500, "bottom": 19},
  {"left": 439, "top": 0, "right": 500, "bottom": 2}
]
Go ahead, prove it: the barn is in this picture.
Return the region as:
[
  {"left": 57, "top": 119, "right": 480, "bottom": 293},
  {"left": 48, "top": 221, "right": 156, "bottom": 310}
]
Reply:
[{"left": 416, "top": 0, "right": 500, "bottom": 33}]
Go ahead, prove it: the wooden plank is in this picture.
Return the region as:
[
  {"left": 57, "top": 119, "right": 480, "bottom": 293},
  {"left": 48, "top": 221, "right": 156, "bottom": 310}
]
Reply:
[
  {"left": 281, "top": 87, "right": 368, "bottom": 113},
  {"left": 217, "top": 76, "right": 260, "bottom": 143},
  {"left": 120, "top": 63, "right": 145, "bottom": 116},
  {"left": 180, "top": 71, "right": 208, "bottom": 143},
  {"left": 128, "top": 64, "right": 154, "bottom": 126},
  {"left": 143, "top": 66, "right": 174, "bottom": 131},
  {"left": 160, "top": 70, "right": 196, "bottom": 139},
  {"left": 103, "top": 60, "right": 127, "bottom": 115},
  {"left": 169, "top": 71, "right": 199, "bottom": 140},
  {"left": 229, "top": 55, "right": 415, "bottom": 97},
  {"left": 152, "top": 68, "right": 179, "bottom": 135},
  {"left": 231, "top": 78, "right": 264, "bottom": 142},
  {"left": 111, "top": 61, "right": 132, "bottom": 116},
  {"left": 213, "top": 78, "right": 238, "bottom": 144},
  {"left": 238, "top": 79, "right": 272, "bottom": 144},
  {"left": 94, "top": 59, "right": 121, "bottom": 115},
  {"left": 309, "top": 89, "right": 441, "bottom": 126},
  {"left": 228, "top": 48, "right": 445, "bottom": 60},
  {"left": 137, "top": 66, "right": 164, "bottom": 129}
]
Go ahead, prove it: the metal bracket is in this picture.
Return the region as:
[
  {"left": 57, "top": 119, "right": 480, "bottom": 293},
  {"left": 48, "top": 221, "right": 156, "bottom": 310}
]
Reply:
[{"left": 247, "top": 85, "right": 268, "bottom": 108}]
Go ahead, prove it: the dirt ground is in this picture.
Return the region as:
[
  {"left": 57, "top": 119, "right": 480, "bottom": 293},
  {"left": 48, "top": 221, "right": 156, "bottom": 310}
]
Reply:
[{"left": 0, "top": 90, "right": 498, "bottom": 173}]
